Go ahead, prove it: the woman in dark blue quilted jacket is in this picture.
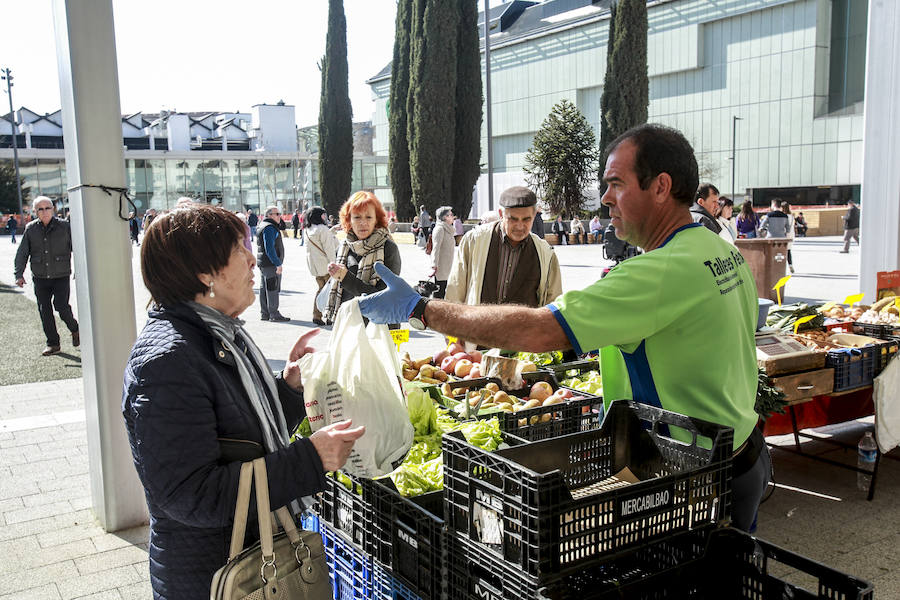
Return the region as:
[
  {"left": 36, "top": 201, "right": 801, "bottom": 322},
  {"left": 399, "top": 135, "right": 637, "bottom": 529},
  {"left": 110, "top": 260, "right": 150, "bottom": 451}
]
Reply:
[{"left": 123, "top": 206, "right": 365, "bottom": 599}]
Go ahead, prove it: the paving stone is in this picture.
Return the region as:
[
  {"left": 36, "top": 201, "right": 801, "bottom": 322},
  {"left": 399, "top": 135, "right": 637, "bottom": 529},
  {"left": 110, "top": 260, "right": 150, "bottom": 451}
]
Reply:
[
  {"left": 0, "top": 447, "right": 29, "bottom": 466},
  {"left": 68, "top": 591, "right": 120, "bottom": 600},
  {"left": 90, "top": 527, "right": 148, "bottom": 554},
  {"left": 9, "top": 459, "right": 69, "bottom": 482},
  {"left": 1, "top": 539, "right": 97, "bottom": 577},
  {"left": 114, "top": 580, "right": 151, "bottom": 600},
  {"left": 38, "top": 524, "right": 107, "bottom": 549},
  {"left": 74, "top": 547, "right": 147, "bottom": 576},
  {"left": 67, "top": 497, "right": 92, "bottom": 513},
  {"left": 0, "top": 536, "right": 42, "bottom": 576},
  {"left": 5, "top": 502, "right": 75, "bottom": 526},
  {"left": 0, "top": 498, "right": 24, "bottom": 513},
  {"left": 0, "top": 562, "right": 78, "bottom": 596},
  {"left": 55, "top": 566, "right": 141, "bottom": 600},
  {"left": 0, "top": 515, "right": 69, "bottom": 543},
  {"left": 0, "top": 477, "right": 41, "bottom": 501},
  {"left": 22, "top": 487, "right": 87, "bottom": 509},
  {"left": 0, "top": 582, "right": 62, "bottom": 599},
  {"left": 39, "top": 475, "right": 89, "bottom": 495}
]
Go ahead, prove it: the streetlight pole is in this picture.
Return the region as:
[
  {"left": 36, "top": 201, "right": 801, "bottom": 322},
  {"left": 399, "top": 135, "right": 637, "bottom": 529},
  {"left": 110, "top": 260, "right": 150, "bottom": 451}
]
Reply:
[
  {"left": 483, "top": 0, "right": 494, "bottom": 211},
  {"left": 731, "top": 115, "right": 743, "bottom": 198},
  {"left": 1, "top": 68, "right": 24, "bottom": 218}
]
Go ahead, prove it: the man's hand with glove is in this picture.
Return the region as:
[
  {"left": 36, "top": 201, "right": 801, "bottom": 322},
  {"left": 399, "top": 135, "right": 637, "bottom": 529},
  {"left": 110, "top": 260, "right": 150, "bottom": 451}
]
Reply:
[{"left": 357, "top": 262, "right": 422, "bottom": 324}]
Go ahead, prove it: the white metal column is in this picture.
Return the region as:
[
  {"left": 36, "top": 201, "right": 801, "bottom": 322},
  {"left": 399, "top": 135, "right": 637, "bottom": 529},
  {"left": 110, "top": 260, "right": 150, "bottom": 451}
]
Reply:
[
  {"left": 52, "top": 0, "right": 147, "bottom": 531},
  {"left": 859, "top": 0, "right": 900, "bottom": 298}
]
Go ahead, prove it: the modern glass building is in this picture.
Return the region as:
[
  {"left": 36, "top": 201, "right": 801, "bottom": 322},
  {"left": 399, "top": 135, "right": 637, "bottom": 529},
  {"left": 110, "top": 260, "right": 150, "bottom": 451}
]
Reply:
[
  {"left": 367, "top": 0, "right": 869, "bottom": 215},
  {"left": 0, "top": 104, "right": 392, "bottom": 215}
]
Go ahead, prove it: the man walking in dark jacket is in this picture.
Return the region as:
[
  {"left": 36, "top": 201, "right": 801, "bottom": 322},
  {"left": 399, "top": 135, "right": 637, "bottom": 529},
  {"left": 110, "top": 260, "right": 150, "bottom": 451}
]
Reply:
[
  {"left": 690, "top": 183, "right": 721, "bottom": 233},
  {"left": 841, "top": 201, "right": 860, "bottom": 253},
  {"left": 257, "top": 205, "right": 290, "bottom": 321},
  {"left": 7, "top": 214, "right": 17, "bottom": 243},
  {"left": 13, "top": 196, "right": 79, "bottom": 356}
]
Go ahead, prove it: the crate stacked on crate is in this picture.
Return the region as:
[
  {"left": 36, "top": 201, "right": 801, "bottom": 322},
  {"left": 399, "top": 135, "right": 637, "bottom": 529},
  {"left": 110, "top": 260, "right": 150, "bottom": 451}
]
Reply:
[
  {"left": 365, "top": 478, "right": 444, "bottom": 600},
  {"left": 318, "top": 519, "right": 374, "bottom": 600},
  {"left": 442, "top": 401, "right": 733, "bottom": 599},
  {"left": 823, "top": 337, "right": 899, "bottom": 392},
  {"left": 445, "top": 371, "right": 600, "bottom": 441},
  {"left": 316, "top": 471, "right": 371, "bottom": 553}
]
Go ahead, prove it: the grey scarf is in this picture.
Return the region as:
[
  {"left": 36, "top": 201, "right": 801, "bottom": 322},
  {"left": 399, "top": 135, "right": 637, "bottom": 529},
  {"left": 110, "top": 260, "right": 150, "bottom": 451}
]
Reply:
[
  {"left": 188, "top": 302, "right": 290, "bottom": 454},
  {"left": 325, "top": 227, "right": 390, "bottom": 324}
]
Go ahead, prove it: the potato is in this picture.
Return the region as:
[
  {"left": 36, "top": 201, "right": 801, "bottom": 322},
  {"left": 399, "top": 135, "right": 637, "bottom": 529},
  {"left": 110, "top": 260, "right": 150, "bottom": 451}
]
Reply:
[
  {"left": 541, "top": 414, "right": 552, "bottom": 423},
  {"left": 441, "top": 383, "right": 453, "bottom": 397},
  {"left": 484, "top": 382, "right": 500, "bottom": 393},
  {"left": 493, "top": 391, "right": 513, "bottom": 404},
  {"left": 433, "top": 369, "right": 448, "bottom": 382},
  {"left": 522, "top": 399, "right": 541, "bottom": 410},
  {"left": 542, "top": 396, "right": 565, "bottom": 407}
]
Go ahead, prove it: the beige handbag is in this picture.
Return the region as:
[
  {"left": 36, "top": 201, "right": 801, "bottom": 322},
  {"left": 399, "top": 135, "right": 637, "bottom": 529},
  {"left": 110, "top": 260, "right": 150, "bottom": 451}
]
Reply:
[{"left": 210, "top": 458, "right": 332, "bottom": 600}]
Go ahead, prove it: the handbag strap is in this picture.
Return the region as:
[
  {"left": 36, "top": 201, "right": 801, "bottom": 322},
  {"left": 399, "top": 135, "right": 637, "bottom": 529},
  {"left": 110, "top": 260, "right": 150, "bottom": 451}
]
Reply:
[
  {"left": 228, "top": 459, "right": 304, "bottom": 562},
  {"left": 228, "top": 462, "right": 255, "bottom": 560}
]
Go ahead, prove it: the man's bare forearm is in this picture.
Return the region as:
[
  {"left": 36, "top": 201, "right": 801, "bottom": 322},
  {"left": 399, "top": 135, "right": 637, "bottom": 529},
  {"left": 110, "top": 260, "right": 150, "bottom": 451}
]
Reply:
[{"left": 425, "top": 301, "right": 571, "bottom": 352}]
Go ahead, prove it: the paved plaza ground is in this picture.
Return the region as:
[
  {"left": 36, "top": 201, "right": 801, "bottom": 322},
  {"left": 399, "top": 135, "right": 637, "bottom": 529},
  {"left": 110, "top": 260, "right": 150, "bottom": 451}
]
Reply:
[{"left": 3, "top": 232, "right": 898, "bottom": 599}]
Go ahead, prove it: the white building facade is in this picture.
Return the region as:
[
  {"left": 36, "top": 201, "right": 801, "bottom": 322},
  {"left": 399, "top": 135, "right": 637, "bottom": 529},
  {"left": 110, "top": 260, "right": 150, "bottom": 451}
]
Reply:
[{"left": 367, "top": 0, "right": 867, "bottom": 217}]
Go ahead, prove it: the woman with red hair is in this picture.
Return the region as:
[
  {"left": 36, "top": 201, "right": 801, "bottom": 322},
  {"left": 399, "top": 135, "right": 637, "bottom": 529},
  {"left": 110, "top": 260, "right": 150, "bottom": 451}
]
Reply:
[{"left": 324, "top": 191, "right": 401, "bottom": 324}]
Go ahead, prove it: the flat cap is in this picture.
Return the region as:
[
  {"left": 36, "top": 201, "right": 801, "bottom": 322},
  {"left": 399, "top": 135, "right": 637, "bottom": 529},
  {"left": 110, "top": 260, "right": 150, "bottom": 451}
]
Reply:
[{"left": 499, "top": 186, "right": 536, "bottom": 208}]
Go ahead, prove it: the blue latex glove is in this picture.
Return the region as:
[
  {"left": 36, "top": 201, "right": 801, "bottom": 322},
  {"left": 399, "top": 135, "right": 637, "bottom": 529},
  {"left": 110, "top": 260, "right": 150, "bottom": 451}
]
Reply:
[{"left": 357, "top": 262, "right": 422, "bottom": 324}]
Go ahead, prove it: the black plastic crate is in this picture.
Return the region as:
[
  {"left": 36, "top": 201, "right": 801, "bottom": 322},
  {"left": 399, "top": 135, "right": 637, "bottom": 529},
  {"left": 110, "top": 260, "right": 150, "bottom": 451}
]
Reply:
[
  {"left": 446, "top": 525, "right": 713, "bottom": 600},
  {"left": 825, "top": 339, "right": 899, "bottom": 392},
  {"left": 365, "top": 478, "right": 445, "bottom": 600},
  {"left": 852, "top": 321, "right": 900, "bottom": 340},
  {"left": 374, "top": 560, "right": 424, "bottom": 600},
  {"left": 319, "top": 521, "right": 374, "bottom": 600},
  {"left": 442, "top": 401, "right": 733, "bottom": 582},
  {"left": 447, "top": 372, "right": 600, "bottom": 441},
  {"left": 318, "top": 471, "right": 370, "bottom": 553}
]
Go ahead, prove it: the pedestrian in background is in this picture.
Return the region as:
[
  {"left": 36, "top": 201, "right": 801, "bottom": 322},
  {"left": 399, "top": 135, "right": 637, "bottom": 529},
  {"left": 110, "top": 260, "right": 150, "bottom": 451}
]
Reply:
[
  {"left": 570, "top": 215, "right": 585, "bottom": 244},
  {"left": 841, "top": 201, "right": 860, "bottom": 253},
  {"left": 304, "top": 207, "right": 338, "bottom": 326},
  {"left": 589, "top": 215, "right": 603, "bottom": 243},
  {"left": 453, "top": 215, "right": 465, "bottom": 244},
  {"left": 246, "top": 208, "right": 258, "bottom": 239},
  {"left": 256, "top": 205, "right": 290, "bottom": 322},
  {"left": 7, "top": 214, "right": 18, "bottom": 244},
  {"left": 291, "top": 209, "right": 301, "bottom": 239},
  {"left": 419, "top": 205, "right": 432, "bottom": 240},
  {"left": 758, "top": 198, "right": 790, "bottom": 238},
  {"left": 431, "top": 206, "right": 456, "bottom": 299},
  {"left": 13, "top": 196, "right": 80, "bottom": 356},
  {"left": 142, "top": 208, "right": 157, "bottom": 232},
  {"left": 717, "top": 197, "right": 737, "bottom": 244},
  {"left": 128, "top": 212, "right": 140, "bottom": 245},
  {"left": 736, "top": 201, "right": 759, "bottom": 238},
  {"left": 552, "top": 215, "right": 569, "bottom": 245},
  {"left": 531, "top": 208, "right": 545, "bottom": 239},
  {"left": 691, "top": 183, "right": 722, "bottom": 233},
  {"left": 781, "top": 201, "right": 795, "bottom": 272}
]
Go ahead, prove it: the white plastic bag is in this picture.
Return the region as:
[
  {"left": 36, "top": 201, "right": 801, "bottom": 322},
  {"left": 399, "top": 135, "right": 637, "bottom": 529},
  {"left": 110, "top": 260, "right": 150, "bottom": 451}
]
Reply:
[{"left": 298, "top": 299, "right": 413, "bottom": 477}]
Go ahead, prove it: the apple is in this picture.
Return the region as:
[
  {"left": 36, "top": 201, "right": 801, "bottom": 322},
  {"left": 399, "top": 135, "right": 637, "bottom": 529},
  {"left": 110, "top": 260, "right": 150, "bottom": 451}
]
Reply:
[
  {"left": 470, "top": 350, "right": 483, "bottom": 364},
  {"left": 555, "top": 388, "right": 574, "bottom": 399},
  {"left": 529, "top": 381, "right": 554, "bottom": 402},
  {"left": 433, "top": 349, "right": 451, "bottom": 365},
  {"left": 453, "top": 351, "right": 473, "bottom": 362},
  {"left": 447, "top": 342, "right": 465, "bottom": 356},
  {"left": 455, "top": 359, "right": 474, "bottom": 377},
  {"left": 441, "top": 355, "right": 459, "bottom": 374},
  {"left": 469, "top": 364, "right": 482, "bottom": 378}
]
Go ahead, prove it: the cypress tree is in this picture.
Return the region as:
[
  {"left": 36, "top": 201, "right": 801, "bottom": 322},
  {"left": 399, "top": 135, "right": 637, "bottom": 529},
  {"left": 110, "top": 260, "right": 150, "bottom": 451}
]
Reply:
[
  {"left": 407, "top": 0, "right": 458, "bottom": 216},
  {"left": 599, "top": 0, "right": 649, "bottom": 210},
  {"left": 318, "top": 0, "right": 354, "bottom": 218},
  {"left": 524, "top": 99, "right": 598, "bottom": 218},
  {"left": 389, "top": 0, "right": 414, "bottom": 221},
  {"left": 450, "top": 0, "right": 483, "bottom": 221}
]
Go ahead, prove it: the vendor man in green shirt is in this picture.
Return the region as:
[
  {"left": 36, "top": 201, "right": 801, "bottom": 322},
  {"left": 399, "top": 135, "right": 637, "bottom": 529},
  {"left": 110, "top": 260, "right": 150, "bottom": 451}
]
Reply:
[{"left": 358, "top": 123, "right": 769, "bottom": 532}]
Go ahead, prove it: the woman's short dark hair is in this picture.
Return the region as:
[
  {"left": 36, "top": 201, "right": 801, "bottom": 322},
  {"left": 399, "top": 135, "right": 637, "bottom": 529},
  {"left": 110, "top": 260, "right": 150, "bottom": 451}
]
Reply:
[
  {"left": 306, "top": 206, "right": 327, "bottom": 226},
  {"left": 141, "top": 205, "right": 246, "bottom": 306},
  {"left": 606, "top": 123, "right": 699, "bottom": 205}
]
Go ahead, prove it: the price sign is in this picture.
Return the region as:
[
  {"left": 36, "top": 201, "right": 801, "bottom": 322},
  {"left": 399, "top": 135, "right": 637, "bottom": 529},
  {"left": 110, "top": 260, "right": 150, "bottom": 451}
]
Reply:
[
  {"left": 447, "top": 336, "right": 458, "bottom": 344},
  {"left": 793, "top": 314, "right": 817, "bottom": 335},
  {"left": 819, "top": 301, "right": 837, "bottom": 313},
  {"left": 896, "top": 298, "right": 900, "bottom": 309},
  {"left": 772, "top": 275, "right": 792, "bottom": 306},
  {"left": 844, "top": 293, "right": 865, "bottom": 306},
  {"left": 390, "top": 328, "right": 410, "bottom": 352}
]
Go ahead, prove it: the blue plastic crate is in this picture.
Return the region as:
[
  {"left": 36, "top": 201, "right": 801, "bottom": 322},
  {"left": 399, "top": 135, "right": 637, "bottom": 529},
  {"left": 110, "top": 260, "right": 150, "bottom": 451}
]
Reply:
[
  {"left": 374, "top": 560, "right": 422, "bottom": 600},
  {"left": 319, "top": 522, "right": 373, "bottom": 600},
  {"left": 301, "top": 510, "right": 319, "bottom": 533}
]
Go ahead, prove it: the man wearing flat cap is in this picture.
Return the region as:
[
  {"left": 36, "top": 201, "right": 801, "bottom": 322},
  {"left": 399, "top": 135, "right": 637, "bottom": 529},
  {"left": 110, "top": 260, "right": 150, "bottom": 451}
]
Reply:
[{"left": 446, "top": 186, "right": 562, "bottom": 308}]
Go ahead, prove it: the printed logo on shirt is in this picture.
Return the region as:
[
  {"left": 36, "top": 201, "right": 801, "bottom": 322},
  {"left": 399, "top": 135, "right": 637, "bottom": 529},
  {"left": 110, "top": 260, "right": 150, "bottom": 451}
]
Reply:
[{"left": 703, "top": 249, "right": 747, "bottom": 296}]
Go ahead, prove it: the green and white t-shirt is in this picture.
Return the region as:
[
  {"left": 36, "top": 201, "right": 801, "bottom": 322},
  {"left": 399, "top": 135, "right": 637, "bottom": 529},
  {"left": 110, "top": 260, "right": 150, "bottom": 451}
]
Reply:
[{"left": 549, "top": 223, "right": 759, "bottom": 448}]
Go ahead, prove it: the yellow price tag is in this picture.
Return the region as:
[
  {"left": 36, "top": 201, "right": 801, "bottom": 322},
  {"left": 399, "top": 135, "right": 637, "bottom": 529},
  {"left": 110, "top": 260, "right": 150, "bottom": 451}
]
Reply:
[
  {"left": 793, "top": 314, "right": 817, "bottom": 334},
  {"left": 390, "top": 328, "right": 409, "bottom": 351},
  {"left": 447, "top": 336, "right": 458, "bottom": 344},
  {"left": 896, "top": 298, "right": 900, "bottom": 309},
  {"left": 844, "top": 293, "right": 865, "bottom": 306},
  {"left": 819, "top": 301, "right": 837, "bottom": 313},
  {"left": 772, "top": 275, "right": 792, "bottom": 306}
]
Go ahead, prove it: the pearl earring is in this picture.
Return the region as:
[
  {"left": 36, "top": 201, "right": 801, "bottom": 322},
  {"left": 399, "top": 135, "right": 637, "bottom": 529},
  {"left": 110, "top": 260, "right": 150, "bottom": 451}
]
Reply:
[{"left": 209, "top": 281, "right": 215, "bottom": 298}]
